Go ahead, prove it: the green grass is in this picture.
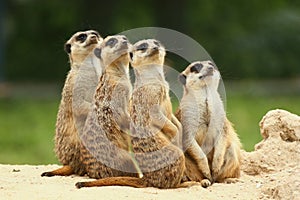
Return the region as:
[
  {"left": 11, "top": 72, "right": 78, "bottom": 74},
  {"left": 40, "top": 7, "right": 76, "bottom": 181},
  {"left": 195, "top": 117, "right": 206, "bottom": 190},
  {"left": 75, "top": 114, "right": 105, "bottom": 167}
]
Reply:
[
  {"left": 227, "top": 94, "right": 300, "bottom": 151},
  {"left": 1, "top": 87, "right": 300, "bottom": 164},
  {"left": 0, "top": 98, "right": 59, "bottom": 164}
]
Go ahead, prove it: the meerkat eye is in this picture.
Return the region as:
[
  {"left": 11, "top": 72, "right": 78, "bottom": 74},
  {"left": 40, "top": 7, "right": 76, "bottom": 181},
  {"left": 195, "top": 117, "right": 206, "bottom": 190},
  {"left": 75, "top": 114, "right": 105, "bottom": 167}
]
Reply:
[
  {"left": 105, "top": 38, "right": 118, "bottom": 47},
  {"left": 64, "top": 43, "right": 71, "bottom": 54},
  {"left": 190, "top": 63, "right": 203, "bottom": 73},
  {"left": 136, "top": 43, "right": 148, "bottom": 52},
  {"left": 76, "top": 33, "right": 87, "bottom": 42}
]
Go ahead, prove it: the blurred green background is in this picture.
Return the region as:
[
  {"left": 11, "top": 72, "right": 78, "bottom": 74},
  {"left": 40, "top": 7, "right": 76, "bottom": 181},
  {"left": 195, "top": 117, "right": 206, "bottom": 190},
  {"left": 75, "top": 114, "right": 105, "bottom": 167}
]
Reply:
[{"left": 0, "top": 0, "right": 299, "bottom": 164}]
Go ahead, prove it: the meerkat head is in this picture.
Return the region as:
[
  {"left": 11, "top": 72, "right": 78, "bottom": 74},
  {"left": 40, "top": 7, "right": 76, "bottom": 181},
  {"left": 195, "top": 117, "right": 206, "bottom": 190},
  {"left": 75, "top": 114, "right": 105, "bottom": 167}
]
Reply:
[
  {"left": 64, "top": 30, "right": 103, "bottom": 65},
  {"left": 178, "top": 60, "right": 220, "bottom": 90},
  {"left": 130, "top": 39, "right": 166, "bottom": 68},
  {"left": 93, "top": 35, "right": 130, "bottom": 67}
]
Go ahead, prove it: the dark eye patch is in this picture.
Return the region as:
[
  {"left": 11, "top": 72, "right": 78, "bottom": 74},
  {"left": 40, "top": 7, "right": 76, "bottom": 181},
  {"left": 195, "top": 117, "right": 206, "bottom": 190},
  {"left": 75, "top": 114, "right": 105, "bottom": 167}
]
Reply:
[
  {"left": 76, "top": 33, "right": 87, "bottom": 42},
  {"left": 178, "top": 74, "right": 186, "bottom": 85},
  {"left": 190, "top": 63, "right": 203, "bottom": 73},
  {"left": 136, "top": 43, "right": 148, "bottom": 52},
  {"left": 64, "top": 43, "right": 71, "bottom": 54},
  {"left": 105, "top": 38, "right": 118, "bottom": 47}
]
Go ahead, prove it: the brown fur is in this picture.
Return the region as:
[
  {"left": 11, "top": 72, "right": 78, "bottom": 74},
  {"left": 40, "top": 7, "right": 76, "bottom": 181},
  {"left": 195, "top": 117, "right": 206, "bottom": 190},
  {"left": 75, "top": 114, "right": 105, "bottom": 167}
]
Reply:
[
  {"left": 176, "top": 61, "right": 241, "bottom": 186},
  {"left": 41, "top": 30, "right": 102, "bottom": 177}
]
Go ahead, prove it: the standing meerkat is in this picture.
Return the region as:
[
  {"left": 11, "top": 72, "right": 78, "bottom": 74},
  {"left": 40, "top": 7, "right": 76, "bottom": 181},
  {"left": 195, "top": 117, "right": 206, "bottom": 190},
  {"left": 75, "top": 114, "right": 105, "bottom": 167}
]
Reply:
[
  {"left": 41, "top": 30, "right": 103, "bottom": 177},
  {"left": 75, "top": 35, "right": 138, "bottom": 187},
  {"left": 176, "top": 61, "right": 241, "bottom": 186},
  {"left": 76, "top": 39, "right": 186, "bottom": 189}
]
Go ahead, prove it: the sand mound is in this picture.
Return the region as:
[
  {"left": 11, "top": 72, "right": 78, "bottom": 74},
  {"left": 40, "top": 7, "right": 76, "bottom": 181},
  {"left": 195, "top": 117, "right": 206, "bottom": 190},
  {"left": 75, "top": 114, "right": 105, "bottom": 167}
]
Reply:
[
  {"left": 242, "top": 109, "right": 300, "bottom": 199},
  {"left": 1, "top": 109, "right": 299, "bottom": 199}
]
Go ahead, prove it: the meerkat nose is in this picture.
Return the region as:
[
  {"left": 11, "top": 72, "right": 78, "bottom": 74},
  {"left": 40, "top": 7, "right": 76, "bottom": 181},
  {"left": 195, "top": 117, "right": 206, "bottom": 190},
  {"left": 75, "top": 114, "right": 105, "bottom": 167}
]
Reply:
[{"left": 208, "top": 66, "right": 214, "bottom": 70}]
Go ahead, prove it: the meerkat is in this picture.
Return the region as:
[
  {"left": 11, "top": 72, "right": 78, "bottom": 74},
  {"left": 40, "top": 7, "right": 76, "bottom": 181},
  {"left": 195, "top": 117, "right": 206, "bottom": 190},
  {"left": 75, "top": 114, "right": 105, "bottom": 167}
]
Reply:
[
  {"left": 74, "top": 35, "right": 139, "bottom": 187},
  {"left": 176, "top": 61, "right": 241, "bottom": 186},
  {"left": 41, "top": 30, "right": 103, "bottom": 177},
  {"left": 76, "top": 39, "right": 186, "bottom": 189}
]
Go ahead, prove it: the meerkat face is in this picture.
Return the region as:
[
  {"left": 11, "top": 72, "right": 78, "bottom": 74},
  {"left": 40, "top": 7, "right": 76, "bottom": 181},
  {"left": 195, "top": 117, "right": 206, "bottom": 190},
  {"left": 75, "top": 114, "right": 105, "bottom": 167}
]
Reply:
[
  {"left": 178, "top": 61, "right": 220, "bottom": 89},
  {"left": 64, "top": 30, "right": 103, "bottom": 64},
  {"left": 94, "top": 35, "right": 130, "bottom": 67},
  {"left": 130, "top": 39, "right": 166, "bottom": 68}
]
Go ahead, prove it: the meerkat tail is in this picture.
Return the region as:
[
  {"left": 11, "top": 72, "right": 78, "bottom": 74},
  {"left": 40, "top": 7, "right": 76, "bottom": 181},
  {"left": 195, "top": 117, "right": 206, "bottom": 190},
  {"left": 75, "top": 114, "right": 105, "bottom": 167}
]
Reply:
[
  {"left": 41, "top": 165, "right": 73, "bottom": 177},
  {"left": 75, "top": 177, "right": 146, "bottom": 188}
]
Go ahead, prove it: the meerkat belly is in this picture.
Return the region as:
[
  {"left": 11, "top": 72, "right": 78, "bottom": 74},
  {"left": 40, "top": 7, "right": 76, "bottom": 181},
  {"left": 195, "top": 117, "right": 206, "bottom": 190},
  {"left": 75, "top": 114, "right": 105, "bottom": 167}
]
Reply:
[
  {"left": 130, "top": 85, "right": 183, "bottom": 172},
  {"left": 55, "top": 91, "right": 79, "bottom": 159}
]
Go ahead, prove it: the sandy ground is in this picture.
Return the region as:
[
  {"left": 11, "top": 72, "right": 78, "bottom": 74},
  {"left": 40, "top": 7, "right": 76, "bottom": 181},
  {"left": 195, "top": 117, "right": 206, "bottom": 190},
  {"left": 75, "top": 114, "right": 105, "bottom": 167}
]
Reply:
[{"left": 1, "top": 109, "right": 299, "bottom": 200}]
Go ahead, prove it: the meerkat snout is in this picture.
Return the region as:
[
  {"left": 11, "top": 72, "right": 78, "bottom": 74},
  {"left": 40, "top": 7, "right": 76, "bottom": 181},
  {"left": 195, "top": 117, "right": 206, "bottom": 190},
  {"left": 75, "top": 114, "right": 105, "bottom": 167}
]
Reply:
[
  {"left": 152, "top": 46, "right": 159, "bottom": 51},
  {"left": 199, "top": 65, "right": 214, "bottom": 79}
]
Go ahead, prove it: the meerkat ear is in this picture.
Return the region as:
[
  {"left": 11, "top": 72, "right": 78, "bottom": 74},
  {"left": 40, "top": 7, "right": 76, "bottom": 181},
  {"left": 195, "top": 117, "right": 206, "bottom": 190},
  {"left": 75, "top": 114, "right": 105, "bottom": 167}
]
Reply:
[
  {"left": 178, "top": 74, "right": 186, "bottom": 85},
  {"left": 94, "top": 48, "right": 101, "bottom": 58},
  {"left": 64, "top": 43, "right": 71, "bottom": 54}
]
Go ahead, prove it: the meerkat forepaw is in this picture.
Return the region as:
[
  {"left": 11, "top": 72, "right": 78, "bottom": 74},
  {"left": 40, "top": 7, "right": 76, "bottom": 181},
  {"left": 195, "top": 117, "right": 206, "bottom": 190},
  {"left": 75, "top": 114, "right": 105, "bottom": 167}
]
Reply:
[{"left": 200, "top": 179, "right": 211, "bottom": 188}]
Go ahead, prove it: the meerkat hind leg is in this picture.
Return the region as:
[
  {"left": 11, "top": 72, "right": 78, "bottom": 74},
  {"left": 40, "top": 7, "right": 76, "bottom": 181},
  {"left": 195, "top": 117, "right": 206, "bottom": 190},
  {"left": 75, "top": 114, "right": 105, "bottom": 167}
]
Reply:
[
  {"left": 41, "top": 165, "right": 74, "bottom": 177},
  {"left": 215, "top": 144, "right": 241, "bottom": 182}
]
